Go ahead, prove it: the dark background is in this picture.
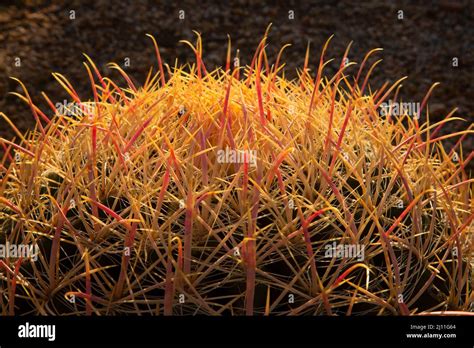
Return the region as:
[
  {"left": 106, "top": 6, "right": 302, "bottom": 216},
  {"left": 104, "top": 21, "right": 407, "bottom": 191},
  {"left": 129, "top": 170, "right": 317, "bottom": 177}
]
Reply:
[{"left": 0, "top": 0, "right": 473, "bottom": 157}]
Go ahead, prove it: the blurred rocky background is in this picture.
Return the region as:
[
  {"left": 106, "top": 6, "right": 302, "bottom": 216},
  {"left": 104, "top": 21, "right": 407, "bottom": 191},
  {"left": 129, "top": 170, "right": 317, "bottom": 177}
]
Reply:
[{"left": 0, "top": 0, "right": 472, "bottom": 163}]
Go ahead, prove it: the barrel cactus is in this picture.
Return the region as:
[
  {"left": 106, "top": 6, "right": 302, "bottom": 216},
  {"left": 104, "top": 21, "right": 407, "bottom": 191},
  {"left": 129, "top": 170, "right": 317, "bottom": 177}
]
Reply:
[{"left": 0, "top": 30, "right": 472, "bottom": 315}]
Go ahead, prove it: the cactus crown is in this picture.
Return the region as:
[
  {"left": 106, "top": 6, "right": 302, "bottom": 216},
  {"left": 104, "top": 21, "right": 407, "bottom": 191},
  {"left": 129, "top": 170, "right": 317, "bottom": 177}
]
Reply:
[{"left": 0, "top": 30, "right": 472, "bottom": 315}]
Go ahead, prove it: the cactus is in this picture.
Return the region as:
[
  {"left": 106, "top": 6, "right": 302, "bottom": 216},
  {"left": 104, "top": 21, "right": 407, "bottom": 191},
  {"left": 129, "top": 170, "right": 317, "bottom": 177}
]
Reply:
[{"left": 0, "top": 30, "right": 472, "bottom": 316}]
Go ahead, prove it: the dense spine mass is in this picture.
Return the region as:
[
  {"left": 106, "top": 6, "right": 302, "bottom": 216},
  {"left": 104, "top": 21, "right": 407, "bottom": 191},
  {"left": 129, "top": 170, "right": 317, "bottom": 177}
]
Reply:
[{"left": 0, "top": 31, "right": 472, "bottom": 315}]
